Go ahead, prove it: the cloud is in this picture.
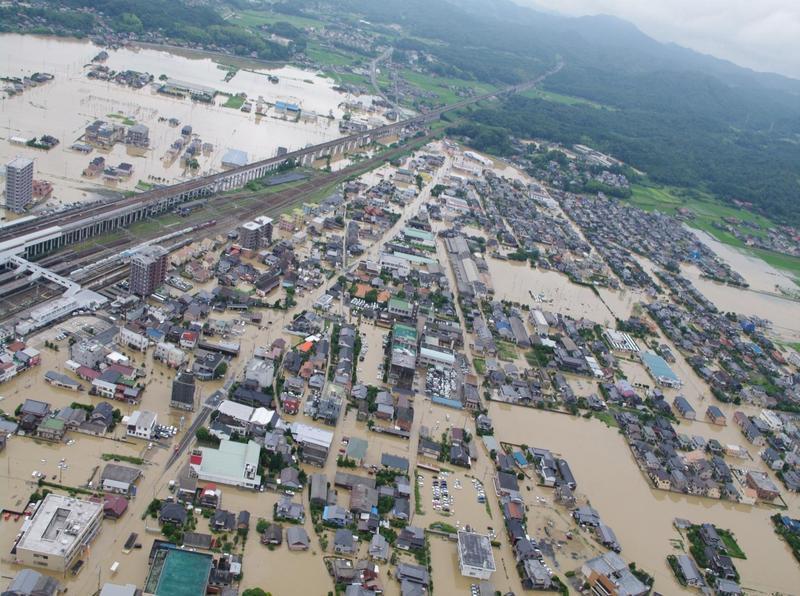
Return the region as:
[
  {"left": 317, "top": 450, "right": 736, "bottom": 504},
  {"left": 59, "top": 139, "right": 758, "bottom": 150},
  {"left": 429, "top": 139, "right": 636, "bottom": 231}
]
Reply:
[{"left": 521, "top": 0, "right": 800, "bottom": 78}]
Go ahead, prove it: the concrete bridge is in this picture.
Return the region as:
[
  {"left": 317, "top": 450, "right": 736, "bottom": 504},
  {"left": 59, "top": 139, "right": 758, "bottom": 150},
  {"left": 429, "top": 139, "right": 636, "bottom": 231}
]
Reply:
[{"left": 0, "top": 63, "right": 563, "bottom": 261}]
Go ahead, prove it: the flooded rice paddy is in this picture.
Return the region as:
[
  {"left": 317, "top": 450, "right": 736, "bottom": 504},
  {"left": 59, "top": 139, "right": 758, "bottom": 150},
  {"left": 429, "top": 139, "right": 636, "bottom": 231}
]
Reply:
[{"left": 0, "top": 34, "right": 378, "bottom": 215}]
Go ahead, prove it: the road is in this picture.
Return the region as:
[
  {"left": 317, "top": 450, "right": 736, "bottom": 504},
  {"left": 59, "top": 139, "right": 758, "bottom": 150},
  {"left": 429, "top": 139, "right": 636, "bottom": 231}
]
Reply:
[
  {"left": 369, "top": 47, "right": 396, "bottom": 110},
  {"left": 0, "top": 57, "right": 563, "bottom": 246}
]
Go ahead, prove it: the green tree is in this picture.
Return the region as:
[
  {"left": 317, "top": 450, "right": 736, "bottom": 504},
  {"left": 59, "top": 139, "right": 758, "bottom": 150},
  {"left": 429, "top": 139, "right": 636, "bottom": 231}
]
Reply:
[
  {"left": 214, "top": 361, "right": 228, "bottom": 379},
  {"left": 113, "top": 12, "right": 143, "bottom": 34}
]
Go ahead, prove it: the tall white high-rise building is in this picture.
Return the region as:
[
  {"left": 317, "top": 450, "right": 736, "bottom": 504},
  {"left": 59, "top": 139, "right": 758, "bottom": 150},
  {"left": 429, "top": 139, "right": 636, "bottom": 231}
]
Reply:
[{"left": 5, "top": 157, "right": 34, "bottom": 213}]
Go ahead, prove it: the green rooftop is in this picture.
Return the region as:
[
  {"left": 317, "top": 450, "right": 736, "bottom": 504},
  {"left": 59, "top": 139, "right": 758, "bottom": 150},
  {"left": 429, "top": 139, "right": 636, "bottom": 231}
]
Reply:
[
  {"left": 38, "top": 418, "right": 65, "bottom": 432},
  {"left": 403, "top": 227, "right": 435, "bottom": 243},
  {"left": 346, "top": 437, "right": 368, "bottom": 461},
  {"left": 393, "top": 323, "right": 417, "bottom": 341},
  {"left": 145, "top": 548, "right": 212, "bottom": 596},
  {"left": 392, "top": 251, "right": 435, "bottom": 265},
  {"left": 198, "top": 439, "right": 261, "bottom": 485},
  {"left": 389, "top": 297, "right": 411, "bottom": 310}
]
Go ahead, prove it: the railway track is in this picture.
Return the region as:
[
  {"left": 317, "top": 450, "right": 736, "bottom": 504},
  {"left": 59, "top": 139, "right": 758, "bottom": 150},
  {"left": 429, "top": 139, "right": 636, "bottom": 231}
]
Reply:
[
  {"left": 0, "top": 132, "right": 433, "bottom": 325},
  {"left": 0, "top": 59, "right": 568, "bottom": 325},
  {"left": 0, "top": 62, "right": 562, "bottom": 245}
]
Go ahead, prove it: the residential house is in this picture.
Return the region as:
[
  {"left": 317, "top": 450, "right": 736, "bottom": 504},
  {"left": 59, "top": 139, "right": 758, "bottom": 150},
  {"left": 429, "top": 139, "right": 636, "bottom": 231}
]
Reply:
[{"left": 286, "top": 526, "right": 310, "bottom": 550}]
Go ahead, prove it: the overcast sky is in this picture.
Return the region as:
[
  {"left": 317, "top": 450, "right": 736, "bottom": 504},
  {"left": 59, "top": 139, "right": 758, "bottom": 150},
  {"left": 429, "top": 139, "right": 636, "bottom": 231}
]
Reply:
[{"left": 523, "top": 0, "right": 800, "bottom": 79}]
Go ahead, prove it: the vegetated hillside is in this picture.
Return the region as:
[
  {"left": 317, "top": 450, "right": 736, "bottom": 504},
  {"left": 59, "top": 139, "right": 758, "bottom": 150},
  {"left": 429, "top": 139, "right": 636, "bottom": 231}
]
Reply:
[
  {"left": 16, "top": 0, "right": 799, "bottom": 221},
  {"left": 335, "top": 0, "right": 557, "bottom": 83},
  {"left": 384, "top": 0, "right": 800, "bottom": 223},
  {"left": 40, "top": 0, "right": 297, "bottom": 59}
]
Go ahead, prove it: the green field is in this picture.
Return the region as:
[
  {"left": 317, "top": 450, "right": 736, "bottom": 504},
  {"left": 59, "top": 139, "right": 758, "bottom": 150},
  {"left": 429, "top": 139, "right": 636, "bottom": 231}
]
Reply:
[
  {"left": 222, "top": 94, "right": 246, "bottom": 109},
  {"left": 329, "top": 71, "right": 370, "bottom": 87},
  {"left": 718, "top": 529, "right": 747, "bottom": 559},
  {"left": 107, "top": 113, "right": 136, "bottom": 126},
  {"left": 128, "top": 215, "right": 182, "bottom": 236},
  {"left": 400, "top": 69, "right": 496, "bottom": 105},
  {"left": 521, "top": 88, "right": 610, "bottom": 109},
  {"left": 306, "top": 42, "right": 361, "bottom": 67},
  {"left": 629, "top": 182, "right": 800, "bottom": 281},
  {"left": 497, "top": 341, "right": 519, "bottom": 362},
  {"left": 231, "top": 9, "right": 324, "bottom": 29}
]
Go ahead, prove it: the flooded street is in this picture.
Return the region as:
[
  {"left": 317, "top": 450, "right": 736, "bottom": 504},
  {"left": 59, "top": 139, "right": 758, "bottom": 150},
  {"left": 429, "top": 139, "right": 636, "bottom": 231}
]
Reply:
[
  {"left": 682, "top": 263, "right": 800, "bottom": 340},
  {"left": 487, "top": 404, "right": 800, "bottom": 594},
  {"left": 1, "top": 130, "right": 798, "bottom": 596},
  {"left": 0, "top": 34, "right": 378, "bottom": 215},
  {"left": 486, "top": 257, "right": 636, "bottom": 324}
]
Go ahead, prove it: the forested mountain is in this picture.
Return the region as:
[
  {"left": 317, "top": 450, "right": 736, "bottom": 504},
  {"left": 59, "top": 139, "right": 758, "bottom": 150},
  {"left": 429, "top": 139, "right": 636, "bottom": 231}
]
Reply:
[
  {"left": 336, "top": 0, "right": 800, "bottom": 223},
  {"left": 10, "top": 0, "right": 798, "bottom": 222}
]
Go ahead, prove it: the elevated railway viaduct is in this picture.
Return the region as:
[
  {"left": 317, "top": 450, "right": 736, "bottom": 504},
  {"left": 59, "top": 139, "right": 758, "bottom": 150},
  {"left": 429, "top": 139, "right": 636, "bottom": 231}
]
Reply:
[{"left": 0, "top": 72, "right": 554, "bottom": 261}]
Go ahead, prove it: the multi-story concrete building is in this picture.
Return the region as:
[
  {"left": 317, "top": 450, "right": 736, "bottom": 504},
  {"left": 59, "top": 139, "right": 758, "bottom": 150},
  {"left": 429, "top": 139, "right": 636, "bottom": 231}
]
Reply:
[
  {"left": 125, "top": 124, "right": 150, "bottom": 147},
  {"left": 238, "top": 216, "right": 273, "bottom": 250},
  {"left": 154, "top": 342, "right": 186, "bottom": 368},
  {"left": 118, "top": 325, "right": 149, "bottom": 352},
  {"left": 170, "top": 370, "right": 196, "bottom": 411},
  {"left": 14, "top": 494, "right": 103, "bottom": 572},
  {"left": 189, "top": 439, "right": 262, "bottom": 489},
  {"left": 70, "top": 338, "right": 110, "bottom": 369},
  {"left": 85, "top": 120, "right": 124, "bottom": 147},
  {"left": 457, "top": 531, "right": 496, "bottom": 580},
  {"left": 5, "top": 157, "right": 34, "bottom": 213},
  {"left": 290, "top": 422, "right": 334, "bottom": 466},
  {"left": 125, "top": 410, "right": 157, "bottom": 440},
  {"left": 129, "top": 245, "right": 168, "bottom": 296}
]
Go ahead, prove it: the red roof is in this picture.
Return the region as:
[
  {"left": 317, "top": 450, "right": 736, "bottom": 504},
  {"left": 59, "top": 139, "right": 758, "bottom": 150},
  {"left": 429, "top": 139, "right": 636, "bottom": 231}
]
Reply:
[
  {"left": 103, "top": 495, "right": 128, "bottom": 517},
  {"left": 505, "top": 500, "right": 524, "bottom": 519},
  {"left": 190, "top": 453, "right": 203, "bottom": 466},
  {"left": 182, "top": 331, "right": 198, "bottom": 341},
  {"left": 7, "top": 341, "right": 25, "bottom": 352},
  {"left": 297, "top": 341, "right": 313, "bottom": 353},
  {"left": 76, "top": 366, "right": 100, "bottom": 380}
]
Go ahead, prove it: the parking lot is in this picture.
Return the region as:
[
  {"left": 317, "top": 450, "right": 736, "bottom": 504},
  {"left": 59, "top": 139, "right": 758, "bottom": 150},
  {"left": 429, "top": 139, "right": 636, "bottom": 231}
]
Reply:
[
  {"left": 429, "top": 470, "right": 457, "bottom": 514},
  {"left": 425, "top": 366, "right": 458, "bottom": 401}
]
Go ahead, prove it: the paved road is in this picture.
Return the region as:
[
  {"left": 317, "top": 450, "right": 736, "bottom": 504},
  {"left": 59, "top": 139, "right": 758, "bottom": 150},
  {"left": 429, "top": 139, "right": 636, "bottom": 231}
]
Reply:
[{"left": 370, "top": 47, "right": 396, "bottom": 110}]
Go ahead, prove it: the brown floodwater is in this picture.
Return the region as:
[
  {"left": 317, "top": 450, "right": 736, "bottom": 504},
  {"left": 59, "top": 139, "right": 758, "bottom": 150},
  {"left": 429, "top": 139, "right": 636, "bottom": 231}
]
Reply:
[
  {"left": 0, "top": 33, "right": 381, "bottom": 215},
  {"left": 681, "top": 264, "right": 800, "bottom": 341},
  {"left": 487, "top": 404, "right": 800, "bottom": 594},
  {"left": 0, "top": 146, "right": 444, "bottom": 594},
  {"left": 689, "top": 228, "right": 797, "bottom": 294},
  {"left": 4, "top": 141, "right": 796, "bottom": 595},
  {"left": 486, "top": 258, "right": 636, "bottom": 325}
]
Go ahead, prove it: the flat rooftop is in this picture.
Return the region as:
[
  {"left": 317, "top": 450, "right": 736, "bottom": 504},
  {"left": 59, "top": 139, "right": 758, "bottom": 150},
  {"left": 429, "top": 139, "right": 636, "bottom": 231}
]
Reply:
[
  {"left": 222, "top": 148, "right": 248, "bottom": 167},
  {"left": 290, "top": 422, "right": 334, "bottom": 448},
  {"left": 197, "top": 439, "right": 261, "bottom": 482},
  {"left": 144, "top": 548, "right": 212, "bottom": 596},
  {"left": 346, "top": 437, "right": 368, "bottom": 461},
  {"left": 7, "top": 156, "right": 34, "bottom": 170},
  {"left": 458, "top": 531, "right": 496, "bottom": 572},
  {"left": 16, "top": 494, "right": 102, "bottom": 556},
  {"left": 641, "top": 351, "right": 680, "bottom": 383}
]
